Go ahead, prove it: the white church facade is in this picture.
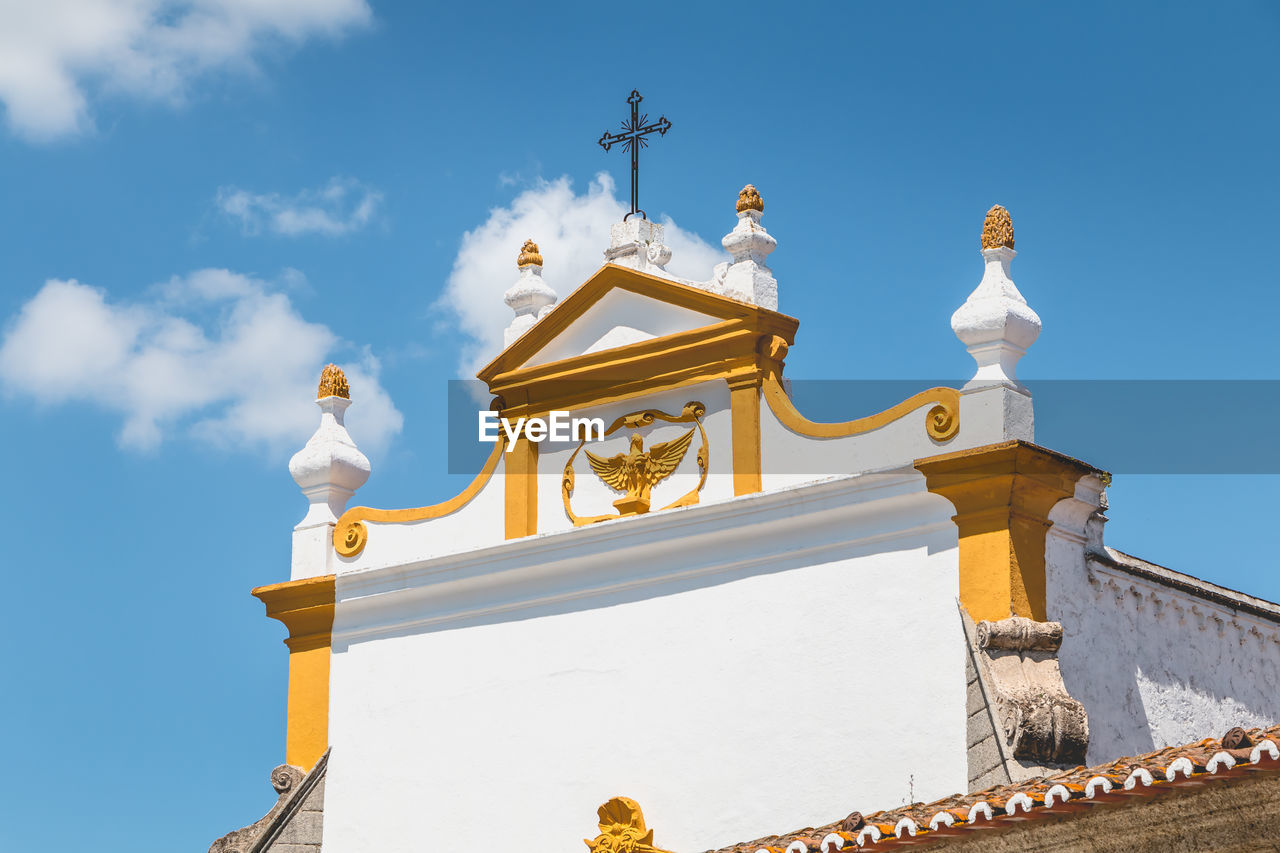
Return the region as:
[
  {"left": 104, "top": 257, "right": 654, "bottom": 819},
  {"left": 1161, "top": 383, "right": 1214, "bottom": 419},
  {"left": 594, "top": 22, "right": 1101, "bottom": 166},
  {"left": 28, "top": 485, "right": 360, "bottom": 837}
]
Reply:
[{"left": 211, "top": 188, "right": 1280, "bottom": 853}]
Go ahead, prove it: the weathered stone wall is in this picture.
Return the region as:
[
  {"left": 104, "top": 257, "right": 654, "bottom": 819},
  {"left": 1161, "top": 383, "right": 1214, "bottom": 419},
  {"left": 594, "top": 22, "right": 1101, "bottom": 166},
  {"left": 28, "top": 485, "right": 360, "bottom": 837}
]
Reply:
[
  {"left": 1050, "top": 544, "right": 1280, "bottom": 765},
  {"left": 964, "top": 636, "right": 1011, "bottom": 792}
]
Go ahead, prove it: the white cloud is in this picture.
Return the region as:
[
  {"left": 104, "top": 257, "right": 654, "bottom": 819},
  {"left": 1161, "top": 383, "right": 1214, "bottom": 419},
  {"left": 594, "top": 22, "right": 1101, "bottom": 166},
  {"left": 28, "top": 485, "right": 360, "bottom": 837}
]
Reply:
[
  {"left": 0, "top": 0, "right": 371, "bottom": 141},
  {"left": 438, "top": 172, "right": 728, "bottom": 375},
  {"left": 0, "top": 268, "right": 402, "bottom": 454},
  {"left": 217, "top": 177, "right": 382, "bottom": 237}
]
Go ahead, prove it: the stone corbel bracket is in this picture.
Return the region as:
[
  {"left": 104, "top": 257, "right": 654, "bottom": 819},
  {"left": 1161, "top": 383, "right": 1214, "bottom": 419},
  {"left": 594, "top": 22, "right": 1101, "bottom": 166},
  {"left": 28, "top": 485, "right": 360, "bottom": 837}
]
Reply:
[{"left": 974, "top": 616, "right": 1089, "bottom": 767}]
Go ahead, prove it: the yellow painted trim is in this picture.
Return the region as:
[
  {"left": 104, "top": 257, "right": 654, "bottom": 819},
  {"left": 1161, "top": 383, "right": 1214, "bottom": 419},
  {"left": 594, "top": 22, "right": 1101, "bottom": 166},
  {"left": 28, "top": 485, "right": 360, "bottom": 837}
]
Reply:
[
  {"left": 334, "top": 436, "right": 507, "bottom": 557},
  {"left": 488, "top": 322, "right": 796, "bottom": 420},
  {"left": 478, "top": 264, "right": 797, "bottom": 383},
  {"left": 728, "top": 377, "right": 762, "bottom": 496},
  {"left": 915, "top": 441, "right": 1102, "bottom": 622},
  {"left": 479, "top": 264, "right": 799, "bottom": 421},
  {"left": 284, "top": 645, "right": 330, "bottom": 770},
  {"left": 252, "top": 575, "right": 336, "bottom": 772},
  {"left": 505, "top": 436, "right": 538, "bottom": 539},
  {"left": 762, "top": 371, "right": 960, "bottom": 442},
  {"left": 562, "top": 401, "right": 709, "bottom": 525}
]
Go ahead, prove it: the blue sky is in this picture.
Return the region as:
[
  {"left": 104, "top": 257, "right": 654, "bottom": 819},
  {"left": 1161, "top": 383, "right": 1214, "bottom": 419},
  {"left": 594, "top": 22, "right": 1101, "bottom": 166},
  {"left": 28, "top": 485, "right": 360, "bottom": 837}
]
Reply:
[{"left": 1, "top": 2, "right": 1277, "bottom": 850}]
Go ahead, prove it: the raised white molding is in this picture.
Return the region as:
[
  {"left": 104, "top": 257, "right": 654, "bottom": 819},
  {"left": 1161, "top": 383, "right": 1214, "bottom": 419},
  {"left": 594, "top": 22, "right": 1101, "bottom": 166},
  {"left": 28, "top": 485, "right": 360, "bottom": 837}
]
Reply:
[{"left": 334, "top": 468, "right": 955, "bottom": 644}]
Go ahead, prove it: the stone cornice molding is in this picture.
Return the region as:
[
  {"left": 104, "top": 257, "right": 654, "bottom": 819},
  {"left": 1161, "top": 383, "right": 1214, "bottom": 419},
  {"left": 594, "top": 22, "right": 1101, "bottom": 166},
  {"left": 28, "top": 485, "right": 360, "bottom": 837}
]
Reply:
[
  {"left": 1086, "top": 556, "right": 1280, "bottom": 648},
  {"left": 1091, "top": 548, "right": 1280, "bottom": 626},
  {"left": 333, "top": 468, "right": 955, "bottom": 644}
]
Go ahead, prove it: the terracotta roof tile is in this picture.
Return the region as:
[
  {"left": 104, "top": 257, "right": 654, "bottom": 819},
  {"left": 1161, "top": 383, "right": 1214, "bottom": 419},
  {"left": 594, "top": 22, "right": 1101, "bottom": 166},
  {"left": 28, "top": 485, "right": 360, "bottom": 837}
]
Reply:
[{"left": 703, "top": 724, "right": 1280, "bottom": 852}]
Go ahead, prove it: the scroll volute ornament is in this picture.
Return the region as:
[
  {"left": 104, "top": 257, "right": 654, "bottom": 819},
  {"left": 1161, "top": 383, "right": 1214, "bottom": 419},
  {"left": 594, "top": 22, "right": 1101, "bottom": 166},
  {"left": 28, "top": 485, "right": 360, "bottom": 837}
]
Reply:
[
  {"left": 317, "top": 363, "right": 350, "bottom": 399},
  {"left": 585, "top": 797, "right": 674, "bottom": 853},
  {"left": 981, "top": 204, "right": 1015, "bottom": 249}
]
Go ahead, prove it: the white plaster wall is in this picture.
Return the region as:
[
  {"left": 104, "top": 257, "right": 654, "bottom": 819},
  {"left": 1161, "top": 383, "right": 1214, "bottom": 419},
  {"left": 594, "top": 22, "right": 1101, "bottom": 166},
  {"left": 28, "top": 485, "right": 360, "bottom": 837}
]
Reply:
[
  {"left": 1047, "top": 494, "right": 1280, "bottom": 763},
  {"left": 536, "top": 380, "right": 734, "bottom": 536},
  {"left": 323, "top": 473, "right": 965, "bottom": 853},
  {"left": 522, "top": 290, "right": 719, "bottom": 367}
]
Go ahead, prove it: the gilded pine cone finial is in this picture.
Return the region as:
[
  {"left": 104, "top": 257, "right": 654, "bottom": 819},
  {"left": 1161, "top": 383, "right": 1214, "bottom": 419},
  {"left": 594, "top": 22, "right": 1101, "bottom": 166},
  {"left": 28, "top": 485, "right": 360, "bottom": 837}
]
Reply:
[
  {"left": 736, "top": 184, "right": 764, "bottom": 213},
  {"left": 981, "top": 204, "right": 1015, "bottom": 249},
  {"left": 317, "top": 363, "right": 350, "bottom": 400},
  {"left": 517, "top": 239, "right": 543, "bottom": 268}
]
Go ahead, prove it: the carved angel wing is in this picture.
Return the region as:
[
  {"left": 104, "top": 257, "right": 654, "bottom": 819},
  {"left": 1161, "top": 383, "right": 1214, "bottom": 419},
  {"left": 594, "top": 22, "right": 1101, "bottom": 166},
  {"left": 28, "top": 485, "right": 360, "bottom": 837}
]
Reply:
[
  {"left": 584, "top": 449, "right": 630, "bottom": 491},
  {"left": 643, "top": 427, "right": 695, "bottom": 484}
]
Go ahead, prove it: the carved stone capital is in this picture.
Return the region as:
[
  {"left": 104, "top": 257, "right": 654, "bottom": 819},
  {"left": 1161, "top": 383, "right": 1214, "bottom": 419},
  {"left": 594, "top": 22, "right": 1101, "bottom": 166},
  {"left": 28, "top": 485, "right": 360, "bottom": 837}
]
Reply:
[
  {"left": 977, "top": 615, "right": 1063, "bottom": 652},
  {"left": 974, "top": 615, "right": 1089, "bottom": 767}
]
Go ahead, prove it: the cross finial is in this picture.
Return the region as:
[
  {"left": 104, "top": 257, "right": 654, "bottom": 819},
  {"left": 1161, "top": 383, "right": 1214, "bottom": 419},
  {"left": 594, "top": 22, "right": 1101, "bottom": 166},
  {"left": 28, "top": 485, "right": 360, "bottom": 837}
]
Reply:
[{"left": 598, "top": 89, "right": 672, "bottom": 221}]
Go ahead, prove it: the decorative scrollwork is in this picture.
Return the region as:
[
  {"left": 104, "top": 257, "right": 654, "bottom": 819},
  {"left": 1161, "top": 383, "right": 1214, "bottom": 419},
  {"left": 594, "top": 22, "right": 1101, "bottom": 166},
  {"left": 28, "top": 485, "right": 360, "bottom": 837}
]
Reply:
[
  {"left": 757, "top": 333, "right": 789, "bottom": 363},
  {"left": 334, "top": 519, "right": 367, "bottom": 558},
  {"left": 563, "top": 402, "right": 708, "bottom": 527},
  {"left": 270, "top": 764, "right": 304, "bottom": 795},
  {"left": 763, "top": 374, "right": 960, "bottom": 444},
  {"left": 927, "top": 402, "right": 959, "bottom": 441},
  {"left": 332, "top": 438, "right": 506, "bottom": 559}
]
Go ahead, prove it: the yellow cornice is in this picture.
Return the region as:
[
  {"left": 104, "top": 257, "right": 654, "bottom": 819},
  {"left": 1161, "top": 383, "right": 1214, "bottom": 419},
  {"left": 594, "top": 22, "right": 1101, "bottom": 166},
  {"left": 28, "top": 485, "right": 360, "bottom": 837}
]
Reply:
[
  {"left": 915, "top": 441, "right": 1103, "bottom": 621},
  {"left": 915, "top": 440, "right": 1099, "bottom": 509},
  {"left": 478, "top": 263, "right": 799, "bottom": 385},
  {"left": 486, "top": 320, "right": 797, "bottom": 421},
  {"left": 253, "top": 574, "right": 336, "bottom": 652}
]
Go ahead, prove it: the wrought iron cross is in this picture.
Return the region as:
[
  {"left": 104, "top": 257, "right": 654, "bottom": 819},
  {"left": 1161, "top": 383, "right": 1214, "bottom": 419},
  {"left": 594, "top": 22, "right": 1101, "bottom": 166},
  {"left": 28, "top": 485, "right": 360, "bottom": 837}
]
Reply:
[{"left": 598, "top": 89, "right": 671, "bottom": 221}]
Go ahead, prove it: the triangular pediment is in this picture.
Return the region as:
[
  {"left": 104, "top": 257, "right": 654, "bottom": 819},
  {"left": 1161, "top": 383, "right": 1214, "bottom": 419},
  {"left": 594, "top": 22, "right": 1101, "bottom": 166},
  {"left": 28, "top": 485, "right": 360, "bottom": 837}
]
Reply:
[{"left": 478, "top": 264, "right": 793, "bottom": 382}]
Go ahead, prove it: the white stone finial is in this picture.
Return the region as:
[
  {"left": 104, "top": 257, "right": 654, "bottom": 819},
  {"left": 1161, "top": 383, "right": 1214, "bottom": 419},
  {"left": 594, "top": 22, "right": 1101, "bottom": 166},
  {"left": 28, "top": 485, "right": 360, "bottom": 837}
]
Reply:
[
  {"left": 288, "top": 365, "right": 371, "bottom": 578},
  {"left": 714, "top": 184, "right": 777, "bottom": 309},
  {"left": 951, "top": 205, "right": 1040, "bottom": 390},
  {"left": 504, "top": 239, "right": 558, "bottom": 347},
  {"left": 603, "top": 217, "right": 675, "bottom": 279}
]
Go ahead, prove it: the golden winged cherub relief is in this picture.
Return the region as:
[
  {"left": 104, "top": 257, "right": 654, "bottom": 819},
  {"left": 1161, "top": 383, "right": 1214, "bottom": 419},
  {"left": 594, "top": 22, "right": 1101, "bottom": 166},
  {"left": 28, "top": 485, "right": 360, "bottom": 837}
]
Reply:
[
  {"left": 585, "top": 797, "right": 674, "bottom": 853},
  {"left": 563, "top": 402, "right": 708, "bottom": 526}
]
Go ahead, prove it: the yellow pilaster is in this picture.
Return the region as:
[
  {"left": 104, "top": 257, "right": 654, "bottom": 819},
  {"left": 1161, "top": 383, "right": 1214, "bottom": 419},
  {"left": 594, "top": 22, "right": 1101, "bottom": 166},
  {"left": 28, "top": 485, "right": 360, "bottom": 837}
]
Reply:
[
  {"left": 252, "top": 574, "right": 336, "bottom": 771},
  {"left": 728, "top": 374, "right": 762, "bottom": 497},
  {"left": 915, "top": 441, "right": 1098, "bottom": 622},
  {"left": 504, "top": 436, "right": 539, "bottom": 539}
]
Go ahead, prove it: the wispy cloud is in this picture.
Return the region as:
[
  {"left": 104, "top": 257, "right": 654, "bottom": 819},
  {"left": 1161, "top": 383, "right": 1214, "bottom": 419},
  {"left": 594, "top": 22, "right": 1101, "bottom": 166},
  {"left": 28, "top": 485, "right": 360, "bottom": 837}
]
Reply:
[
  {"left": 0, "top": 0, "right": 372, "bottom": 142},
  {"left": 0, "top": 268, "right": 402, "bottom": 454},
  {"left": 216, "top": 177, "right": 382, "bottom": 237},
  {"left": 437, "top": 172, "right": 727, "bottom": 375}
]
